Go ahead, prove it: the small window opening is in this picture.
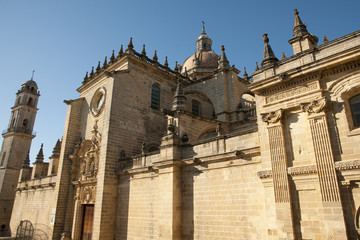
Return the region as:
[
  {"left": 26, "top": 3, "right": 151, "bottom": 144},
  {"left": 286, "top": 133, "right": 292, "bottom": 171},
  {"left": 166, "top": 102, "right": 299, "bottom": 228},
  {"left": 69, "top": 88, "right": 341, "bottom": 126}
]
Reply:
[
  {"left": 22, "top": 119, "right": 28, "bottom": 132},
  {"left": 1, "top": 152, "right": 6, "bottom": 166},
  {"left": 192, "top": 100, "right": 201, "bottom": 116},
  {"left": 27, "top": 98, "right": 33, "bottom": 106},
  {"left": 350, "top": 94, "right": 360, "bottom": 128},
  {"left": 151, "top": 84, "right": 160, "bottom": 110}
]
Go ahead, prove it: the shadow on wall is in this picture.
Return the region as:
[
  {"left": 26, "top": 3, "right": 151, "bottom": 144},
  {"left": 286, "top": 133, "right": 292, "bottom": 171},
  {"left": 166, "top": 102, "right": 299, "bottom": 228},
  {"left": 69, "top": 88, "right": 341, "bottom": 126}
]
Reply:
[{"left": 32, "top": 223, "right": 52, "bottom": 240}]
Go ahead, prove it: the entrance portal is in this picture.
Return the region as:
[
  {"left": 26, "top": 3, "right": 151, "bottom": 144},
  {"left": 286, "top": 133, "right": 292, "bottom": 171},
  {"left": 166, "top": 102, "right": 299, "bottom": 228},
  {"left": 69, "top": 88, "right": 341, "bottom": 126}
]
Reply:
[{"left": 81, "top": 205, "right": 94, "bottom": 240}]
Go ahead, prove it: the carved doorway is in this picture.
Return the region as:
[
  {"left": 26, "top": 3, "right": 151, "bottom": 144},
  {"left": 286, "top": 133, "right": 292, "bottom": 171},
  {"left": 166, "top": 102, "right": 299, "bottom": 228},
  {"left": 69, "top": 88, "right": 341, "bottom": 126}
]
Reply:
[{"left": 81, "top": 204, "right": 94, "bottom": 240}]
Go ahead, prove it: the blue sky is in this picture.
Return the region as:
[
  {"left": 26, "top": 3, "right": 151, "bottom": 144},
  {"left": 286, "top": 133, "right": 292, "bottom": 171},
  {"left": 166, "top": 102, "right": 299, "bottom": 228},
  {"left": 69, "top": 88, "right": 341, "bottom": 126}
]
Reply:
[{"left": 0, "top": 0, "right": 359, "bottom": 162}]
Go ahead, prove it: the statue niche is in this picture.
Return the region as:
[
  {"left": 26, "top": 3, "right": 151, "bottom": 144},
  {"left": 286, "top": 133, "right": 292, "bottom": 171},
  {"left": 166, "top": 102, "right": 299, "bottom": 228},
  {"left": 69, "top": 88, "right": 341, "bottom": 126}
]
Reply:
[{"left": 69, "top": 121, "right": 101, "bottom": 181}]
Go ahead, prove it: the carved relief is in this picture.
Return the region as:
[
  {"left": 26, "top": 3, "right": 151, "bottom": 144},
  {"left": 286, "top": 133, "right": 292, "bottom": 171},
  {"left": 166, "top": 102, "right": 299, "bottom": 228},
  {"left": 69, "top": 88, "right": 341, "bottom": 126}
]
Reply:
[
  {"left": 265, "top": 82, "right": 318, "bottom": 104},
  {"left": 261, "top": 109, "right": 283, "bottom": 125},
  {"left": 287, "top": 165, "right": 317, "bottom": 176},
  {"left": 69, "top": 121, "right": 101, "bottom": 182},
  {"left": 74, "top": 185, "right": 96, "bottom": 204},
  {"left": 335, "top": 160, "right": 360, "bottom": 171},
  {"left": 300, "top": 97, "right": 327, "bottom": 115},
  {"left": 257, "top": 170, "right": 273, "bottom": 179}
]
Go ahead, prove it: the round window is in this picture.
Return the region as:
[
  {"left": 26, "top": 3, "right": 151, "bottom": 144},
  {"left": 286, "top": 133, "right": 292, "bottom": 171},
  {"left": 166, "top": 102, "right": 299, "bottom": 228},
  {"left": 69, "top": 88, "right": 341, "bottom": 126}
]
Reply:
[{"left": 90, "top": 87, "right": 106, "bottom": 116}]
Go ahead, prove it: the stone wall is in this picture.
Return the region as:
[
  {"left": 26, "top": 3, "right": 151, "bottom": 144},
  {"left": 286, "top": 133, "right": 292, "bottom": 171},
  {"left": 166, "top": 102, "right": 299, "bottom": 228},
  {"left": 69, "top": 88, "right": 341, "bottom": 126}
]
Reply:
[{"left": 9, "top": 176, "right": 56, "bottom": 239}]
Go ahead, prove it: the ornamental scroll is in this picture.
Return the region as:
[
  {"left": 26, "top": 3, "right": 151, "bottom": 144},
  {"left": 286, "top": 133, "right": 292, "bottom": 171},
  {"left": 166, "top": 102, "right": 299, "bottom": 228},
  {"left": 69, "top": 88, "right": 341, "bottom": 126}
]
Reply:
[
  {"left": 261, "top": 109, "right": 283, "bottom": 125},
  {"left": 300, "top": 97, "right": 327, "bottom": 115},
  {"left": 69, "top": 121, "right": 101, "bottom": 182}
]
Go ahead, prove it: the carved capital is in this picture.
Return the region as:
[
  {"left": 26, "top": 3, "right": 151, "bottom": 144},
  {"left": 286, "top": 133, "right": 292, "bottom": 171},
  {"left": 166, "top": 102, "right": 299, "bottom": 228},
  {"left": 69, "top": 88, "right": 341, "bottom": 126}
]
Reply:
[
  {"left": 300, "top": 97, "right": 327, "bottom": 115},
  {"left": 261, "top": 109, "right": 283, "bottom": 125},
  {"left": 257, "top": 170, "right": 273, "bottom": 179}
]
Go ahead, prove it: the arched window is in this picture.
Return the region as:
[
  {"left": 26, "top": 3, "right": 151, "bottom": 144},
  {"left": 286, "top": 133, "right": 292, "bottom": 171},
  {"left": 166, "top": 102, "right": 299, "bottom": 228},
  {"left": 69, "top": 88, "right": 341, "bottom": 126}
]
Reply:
[
  {"left": 350, "top": 94, "right": 360, "bottom": 128},
  {"left": 151, "top": 84, "right": 160, "bottom": 110},
  {"left": 22, "top": 119, "right": 28, "bottom": 132},
  {"left": 27, "top": 97, "right": 33, "bottom": 106},
  {"left": 192, "top": 100, "right": 201, "bottom": 116}
]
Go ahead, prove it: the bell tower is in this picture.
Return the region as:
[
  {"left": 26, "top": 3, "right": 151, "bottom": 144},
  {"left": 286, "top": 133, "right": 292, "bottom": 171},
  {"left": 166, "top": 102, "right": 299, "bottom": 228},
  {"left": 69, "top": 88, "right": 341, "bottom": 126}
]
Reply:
[{"left": 0, "top": 76, "right": 39, "bottom": 236}]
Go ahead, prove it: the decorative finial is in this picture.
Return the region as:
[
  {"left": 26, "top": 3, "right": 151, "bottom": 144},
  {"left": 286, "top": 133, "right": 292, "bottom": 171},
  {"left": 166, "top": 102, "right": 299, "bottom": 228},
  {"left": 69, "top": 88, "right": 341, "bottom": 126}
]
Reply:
[
  {"left": 282, "top": 52, "right": 286, "bottom": 60},
  {"left": 255, "top": 62, "right": 259, "bottom": 71},
  {"left": 218, "top": 45, "right": 230, "bottom": 70},
  {"left": 31, "top": 70, "right": 35, "bottom": 81},
  {"left": 96, "top": 61, "right": 101, "bottom": 72},
  {"left": 103, "top": 56, "right": 108, "bottom": 68},
  {"left": 118, "top": 44, "right": 124, "bottom": 57},
  {"left": 90, "top": 67, "right": 94, "bottom": 77},
  {"left": 243, "top": 67, "right": 248, "bottom": 78},
  {"left": 164, "top": 56, "right": 169, "bottom": 67},
  {"left": 128, "top": 37, "right": 134, "bottom": 49},
  {"left": 153, "top": 50, "right": 158, "bottom": 62},
  {"left": 174, "top": 61, "right": 179, "bottom": 72},
  {"left": 84, "top": 71, "right": 89, "bottom": 82},
  {"left": 263, "top": 34, "right": 269, "bottom": 44},
  {"left": 202, "top": 20, "right": 206, "bottom": 34},
  {"left": 141, "top": 44, "right": 146, "bottom": 56},
  {"left": 323, "top": 35, "right": 328, "bottom": 43},
  {"left": 261, "top": 33, "right": 278, "bottom": 67},
  {"left": 110, "top": 50, "right": 115, "bottom": 63},
  {"left": 35, "top": 143, "right": 44, "bottom": 163},
  {"left": 22, "top": 151, "right": 30, "bottom": 168},
  {"left": 294, "top": 9, "right": 299, "bottom": 16},
  {"left": 184, "top": 67, "right": 188, "bottom": 78}
]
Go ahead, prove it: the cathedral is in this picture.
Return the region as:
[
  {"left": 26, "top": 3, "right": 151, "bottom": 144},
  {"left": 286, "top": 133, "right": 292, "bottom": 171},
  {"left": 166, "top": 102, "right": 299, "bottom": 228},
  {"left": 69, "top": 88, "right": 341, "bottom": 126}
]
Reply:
[{"left": 0, "top": 9, "right": 360, "bottom": 240}]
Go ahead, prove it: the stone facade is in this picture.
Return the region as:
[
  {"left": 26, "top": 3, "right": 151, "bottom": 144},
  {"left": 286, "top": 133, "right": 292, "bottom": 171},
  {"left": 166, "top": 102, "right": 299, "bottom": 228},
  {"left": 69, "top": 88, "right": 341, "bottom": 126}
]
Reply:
[{"left": 1, "top": 9, "right": 360, "bottom": 240}]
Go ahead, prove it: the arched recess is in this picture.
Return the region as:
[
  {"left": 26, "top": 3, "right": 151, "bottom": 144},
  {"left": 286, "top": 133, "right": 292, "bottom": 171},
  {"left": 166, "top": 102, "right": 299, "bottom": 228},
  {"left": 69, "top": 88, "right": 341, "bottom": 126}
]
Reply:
[
  {"left": 238, "top": 92, "right": 256, "bottom": 120},
  {"left": 146, "top": 143, "right": 160, "bottom": 153},
  {"left": 27, "top": 97, "right": 33, "bottom": 107},
  {"left": 22, "top": 119, "right": 28, "bottom": 132},
  {"left": 184, "top": 90, "right": 215, "bottom": 119},
  {"left": 195, "top": 125, "right": 217, "bottom": 142},
  {"left": 328, "top": 72, "right": 360, "bottom": 133}
]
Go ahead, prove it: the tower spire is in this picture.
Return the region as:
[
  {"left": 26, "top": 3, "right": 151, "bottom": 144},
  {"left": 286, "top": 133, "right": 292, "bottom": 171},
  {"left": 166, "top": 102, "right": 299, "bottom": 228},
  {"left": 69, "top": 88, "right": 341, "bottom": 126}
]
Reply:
[
  {"left": 293, "top": 9, "right": 309, "bottom": 38},
  {"left": 31, "top": 70, "right": 35, "bottom": 81},
  {"left": 196, "top": 21, "right": 212, "bottom": 52},
  {"left": 289, "top": 9, "right": 318, "bottom": 55}
]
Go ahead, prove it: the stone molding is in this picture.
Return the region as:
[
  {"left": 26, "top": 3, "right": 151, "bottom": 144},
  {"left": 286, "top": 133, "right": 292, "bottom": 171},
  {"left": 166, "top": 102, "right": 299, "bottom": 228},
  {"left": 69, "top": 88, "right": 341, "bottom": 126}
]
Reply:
[
  {"left": 260, "top": 73, "right": 319, "bottom": 96},
  {"left": 265, "top": 81, "right": 318, "bottom": 104},
  {"left": 287, "top": 165, "right": 317, "bottom": 176},
  {"left": 321, "top": 59, "right": 360, "bottom": 79},
  {"left": 335, "top": 160, "right": 360, "bottom": 171},
  {"left": 258, "top": 160, "right": 360, "bottom": 180}
]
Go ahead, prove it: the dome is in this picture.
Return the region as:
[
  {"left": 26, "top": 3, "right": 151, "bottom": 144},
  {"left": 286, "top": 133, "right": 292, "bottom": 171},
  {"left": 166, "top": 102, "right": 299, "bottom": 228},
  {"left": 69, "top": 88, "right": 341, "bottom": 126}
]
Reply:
[
  {"left": 23, "top": 80, "right": 37, "bottom": 87},
  {"left": 20, "top": 79, "right": 38, "bottom": 93},
  {"left": 181, "top": 51, "right": 218, "bottom": 73}
]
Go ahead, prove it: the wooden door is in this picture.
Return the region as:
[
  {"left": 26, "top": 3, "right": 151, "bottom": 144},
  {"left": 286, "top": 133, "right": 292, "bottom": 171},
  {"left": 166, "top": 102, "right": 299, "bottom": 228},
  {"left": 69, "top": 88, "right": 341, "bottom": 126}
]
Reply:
[{"left": 81, "top": 205, "right": 94, "bottom": 240}]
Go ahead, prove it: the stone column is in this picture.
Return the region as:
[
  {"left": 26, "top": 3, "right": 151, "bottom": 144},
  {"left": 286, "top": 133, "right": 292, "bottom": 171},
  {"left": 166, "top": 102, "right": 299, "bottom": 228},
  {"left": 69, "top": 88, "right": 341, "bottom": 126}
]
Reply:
[
  {"left": 154, "top": 129, "right": 182, "bottom": 240},
  {"left": 261, "top": 109, "right": 295, "bottom": 239},
  {"left": 71, "top": 188, "right": 82, "bottom": 240},
  {"left": 301, "top": 97, "right": 347, "bottom": 237}
]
